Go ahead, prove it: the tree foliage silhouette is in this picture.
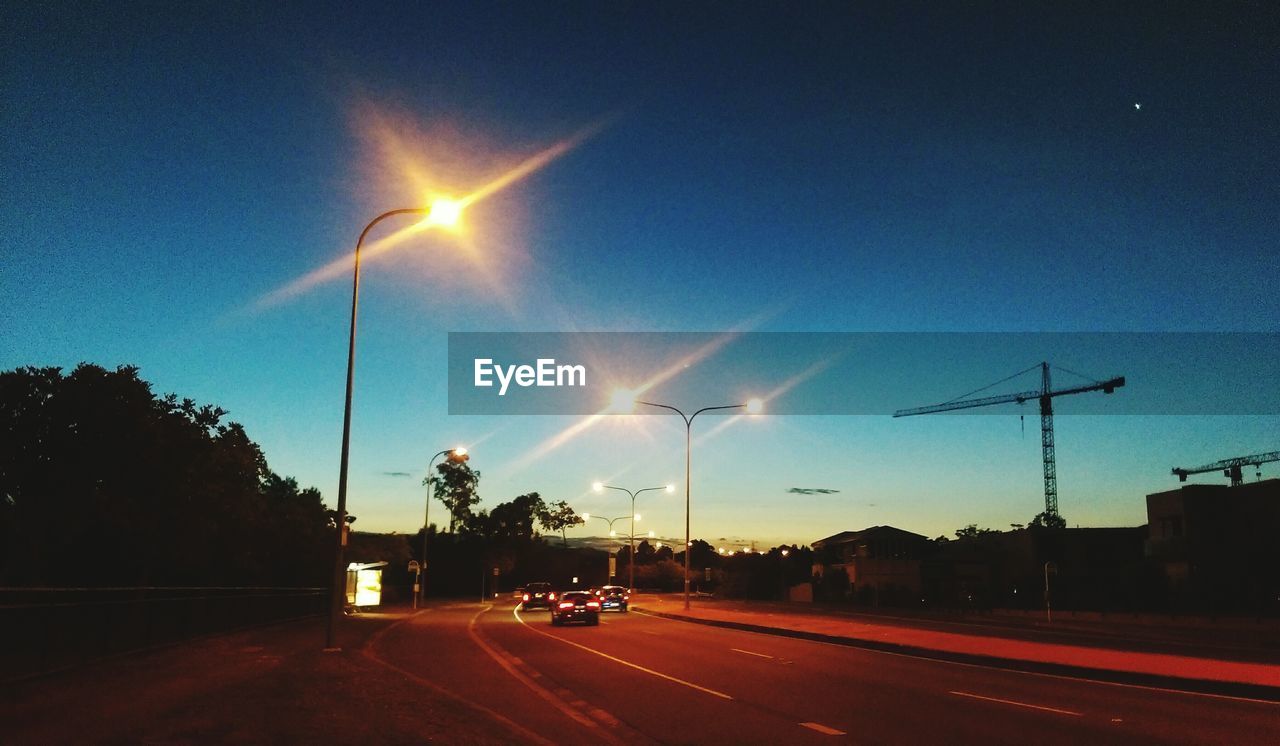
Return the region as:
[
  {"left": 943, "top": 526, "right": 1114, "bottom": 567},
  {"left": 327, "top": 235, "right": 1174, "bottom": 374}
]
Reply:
[
  {"left": 0, "top": 364, "right": 330, "bottom": 586},
  {"left": 536, "top": 499, "right": 582, "bottom": 547},
  {"left": 1029, "top": 511, "right": 1067, "bottom": 529},
  {"left": 425, "top": 457, "right": 480, "bottom": 532}
]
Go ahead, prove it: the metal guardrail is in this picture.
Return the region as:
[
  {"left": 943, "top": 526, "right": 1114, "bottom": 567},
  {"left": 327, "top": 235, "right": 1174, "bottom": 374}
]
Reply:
[{"left": 0, "top": 586, "right": 327, "bottom": 682}]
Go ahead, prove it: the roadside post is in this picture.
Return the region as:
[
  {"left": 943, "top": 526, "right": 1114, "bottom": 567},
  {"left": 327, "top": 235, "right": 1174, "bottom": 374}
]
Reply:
[{"left": 1044, "top": 561, "right": 1058, "bottom": 624}]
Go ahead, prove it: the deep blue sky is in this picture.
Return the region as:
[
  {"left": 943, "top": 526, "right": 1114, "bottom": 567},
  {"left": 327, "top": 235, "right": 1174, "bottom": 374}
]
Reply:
[{"left": 3, "top": 2, "right": 1276, "bottom": 544}]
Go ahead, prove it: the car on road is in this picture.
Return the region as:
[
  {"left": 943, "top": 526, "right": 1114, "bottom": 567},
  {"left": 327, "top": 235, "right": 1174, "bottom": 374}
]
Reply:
[
  {"left": 596, "top": 585, "right": 629, "bottom": 612},
  {"left": 551, "top": 591, "right": 600, "bottom": 626},
  {"left": 511, "top": 586, "right": 525, "bottom": 601},
  {"left": 520, "top": 582, "right": 556, "bottom": 610}
]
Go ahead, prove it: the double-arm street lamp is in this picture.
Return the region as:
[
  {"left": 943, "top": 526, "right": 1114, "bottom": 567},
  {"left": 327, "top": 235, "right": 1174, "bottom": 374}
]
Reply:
[
  {"left": 635, "top": 397, "right": 763, "bottom": 610},
  {"left": 327, "top": 201, "right": 463, "bottom": 650},
  {"left": 418, "top": 446, "right": 468, "bottom": 608},
  {"left": 592, "top": 482, "right": 674, "bottom": 591},
  {"left": 581, "top": 512, "right": 638, "bottom": 583}
]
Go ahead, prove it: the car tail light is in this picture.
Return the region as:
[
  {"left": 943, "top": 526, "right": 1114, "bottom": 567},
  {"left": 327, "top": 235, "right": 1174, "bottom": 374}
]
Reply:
[
  {"left": 558, "top": 601, "right": 574, "bottom": 609},
  {"left": 624, "top": 595, "right": 630, "bottom": 600},
  {"left": 586, "top": 601, "right": 600, "bottom": 608},
  {"left": 522, "top": 593, "right": 530, "bottom": 601}
]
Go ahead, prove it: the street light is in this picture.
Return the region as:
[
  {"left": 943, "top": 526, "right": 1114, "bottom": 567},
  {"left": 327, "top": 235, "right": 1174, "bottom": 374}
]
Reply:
[
  {"left": 418, "top": 446, "right": 468, "bottom": 608},
  {"left": 582, "top": 512, "right": 637, "bottom": 583},
  {"left": 593, "top": 482, "right": 675, "bottom": 591},
  {"left": 633, "top": 396, "right": 764, "bottom": 610},
  {"left": 327, "top": 200, "right": 464, "bottom": 651}
]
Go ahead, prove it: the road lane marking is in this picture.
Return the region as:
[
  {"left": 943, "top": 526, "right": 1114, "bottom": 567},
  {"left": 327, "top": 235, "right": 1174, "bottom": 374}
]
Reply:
[
  {"left": 800, "top": 722, "right": 847, "bottom": 736},
  {"left": 731, "top": 648, "right": 774, "bottom": 659},
  {"left": 466, "top": 607, "right": 615, "bottom": 738},
  {"left": 514, "top": 607, "right": 733, "bottom": 700},
  {"left": 949, "top": 690, "right": 1082, "bottom": 716}
]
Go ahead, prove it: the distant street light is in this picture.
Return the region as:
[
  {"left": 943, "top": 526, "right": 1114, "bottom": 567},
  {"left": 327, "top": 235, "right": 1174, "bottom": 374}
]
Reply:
[
  {"left": 633, "top": 396, "right": 764, "bottom": 610},
  {"left": 418, "top": 446, "right": 468, "bottom": 608},
  {"left": 582, "top": 512, "right": 636, "bottom": 583},
  {"left": 327, "top": 200, "right": 464, "bottom": 651},
  {"left": 593, "top": 482, "right": 674, "bottom": 591}
]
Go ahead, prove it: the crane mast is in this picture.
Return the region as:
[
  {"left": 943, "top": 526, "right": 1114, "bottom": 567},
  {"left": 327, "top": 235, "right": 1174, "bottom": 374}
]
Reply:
[
  {"left": 894, "top": 362, "right": 1125, "bottom": 519},
  {"left": 1039, "top": 364, "right": 1057, "bottom": 518}
]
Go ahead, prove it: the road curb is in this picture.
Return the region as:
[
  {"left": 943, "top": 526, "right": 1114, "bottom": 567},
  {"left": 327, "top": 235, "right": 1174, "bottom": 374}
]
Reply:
[{"left": 633, "top": 607, "right": 1280, "bottom": 703}]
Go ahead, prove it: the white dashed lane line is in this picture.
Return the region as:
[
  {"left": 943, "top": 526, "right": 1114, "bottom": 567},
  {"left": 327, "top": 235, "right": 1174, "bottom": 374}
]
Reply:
[{"left": 730, "top": 648, "right": 774, "bottom": 659}]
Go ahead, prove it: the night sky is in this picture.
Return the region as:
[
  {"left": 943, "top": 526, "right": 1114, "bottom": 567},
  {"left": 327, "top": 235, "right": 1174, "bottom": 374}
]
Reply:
[{"left": 3, "top": 2, "right": 1276, "bottom": 545}]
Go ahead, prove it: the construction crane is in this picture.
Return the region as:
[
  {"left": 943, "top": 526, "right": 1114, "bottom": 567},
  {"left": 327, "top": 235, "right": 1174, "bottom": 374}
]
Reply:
[
  {"left": 1172, "top": 451, "right": 1280, "bottom": 487},
  {"left": 894, "top": 362, "right": 1125, "bottom": 519}
]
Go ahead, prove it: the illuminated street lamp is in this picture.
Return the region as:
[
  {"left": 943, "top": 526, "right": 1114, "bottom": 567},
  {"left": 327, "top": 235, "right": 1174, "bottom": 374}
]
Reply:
[
  {"left": 327, "top": 200, "right": 464, "bottom": 651},
  {"left": 581, "top": 512, "right": 638, "bottom": 535},
  {"left": 633, "top": 396, "right": 764, "bottom": 610},
  {"left": 417, "top": 446, "right": 468, "bottom": 608},
  {"left": 593, "top": 481, "right": 674, "bottom": 591},
  {"left": 582, "top": 512, "right": 637, "bottom": 583}
]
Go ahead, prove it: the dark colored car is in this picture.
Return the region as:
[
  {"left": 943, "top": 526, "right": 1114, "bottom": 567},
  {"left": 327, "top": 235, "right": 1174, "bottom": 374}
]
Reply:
[
  {"left": 521, "top": 582, "right": 556, "bottom": 610},
  {"left": 597, "top": 585, "right": 629, "bottom": 612},
  {"left": 551, "top": 591, "right": 600, "bottom": 626}
]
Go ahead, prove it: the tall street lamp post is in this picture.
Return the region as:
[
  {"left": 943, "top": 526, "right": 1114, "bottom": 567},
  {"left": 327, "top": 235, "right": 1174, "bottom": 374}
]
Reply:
[
  {"left": 327, "top": 201, "right": 463, "bottom": 651},
  {"left": 419, "top": 446, "right": 468, "bottom": 608},
  {"left": 581, "top": 512, "right": 637, "bottom": 583},
  {"left": 635, "top": 398, "right": 762, "bottom": 610},
  {"left": 593, "top": 482, "right": 674, "bottom": 591}
]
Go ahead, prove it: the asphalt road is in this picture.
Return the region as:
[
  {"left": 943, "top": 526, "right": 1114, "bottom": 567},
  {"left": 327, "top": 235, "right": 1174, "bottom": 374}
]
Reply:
[{"left": 376, "top": 601, "right": 1280, "bottom": 745}]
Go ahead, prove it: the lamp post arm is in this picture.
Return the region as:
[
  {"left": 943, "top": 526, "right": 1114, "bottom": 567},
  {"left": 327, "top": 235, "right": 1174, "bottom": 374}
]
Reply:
[
  {"left": 635, "top": 400, "right": 691, "bottom": 426},
  {"left": 689, "top": 403, "right": 746, "bottom": 424},
  {"left": 633, "top": 485, "right": 669, "bottom": 499},
  {"left": 356, "top": 207, "right": 429, "bottom": 247},
  {"left": 599, "top": 484, "right": 637, "bottom": 500}
]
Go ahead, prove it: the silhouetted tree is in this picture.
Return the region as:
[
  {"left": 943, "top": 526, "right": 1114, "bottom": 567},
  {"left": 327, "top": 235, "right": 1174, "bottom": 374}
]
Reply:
[
  {"left": 425, "top": 458, "right": 480, "bottom": 532},
  {"left": 0, "top": 363, "right": 329, "bottom": 587},
  {"left": 954, "top": 524, "right": 1001, "bottom": 540},
  {"left": 677, "top": 539, "right": 718, "bottom": 568},
  {"left": 536, "top": 499, "right": 582, "bottom": 547},
  {"left": 488, "top": 492, "right": 546, "bottom": 542},
  {"left": 634, "top": 539, "right": 657, "bottom": 565},
  {"left": 1029, "top": 511, "right": 1066, "bottom": 529}
]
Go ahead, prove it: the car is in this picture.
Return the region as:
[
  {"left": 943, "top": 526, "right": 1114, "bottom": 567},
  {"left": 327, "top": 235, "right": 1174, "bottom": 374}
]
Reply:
[
  {"left": 597, "top": 585, "right": 629, "bottom": 612},
  {"left": 551, "top": 591, "right": 600, "bottom": 626},
  {"left": 521, "top": 582, "right": 557, "bottom": 610},
  {"left": 511, "top": 586, "right": 525, "bottom": 601}
]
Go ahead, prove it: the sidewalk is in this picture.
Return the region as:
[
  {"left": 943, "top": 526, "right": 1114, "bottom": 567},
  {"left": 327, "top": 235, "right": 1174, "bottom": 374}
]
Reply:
[
  {"left": 1, "top": 609, "right": 524, "bottom": 745},
  {"left": 634, "top": 595, "right": 1280, "bottom": 701}
]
